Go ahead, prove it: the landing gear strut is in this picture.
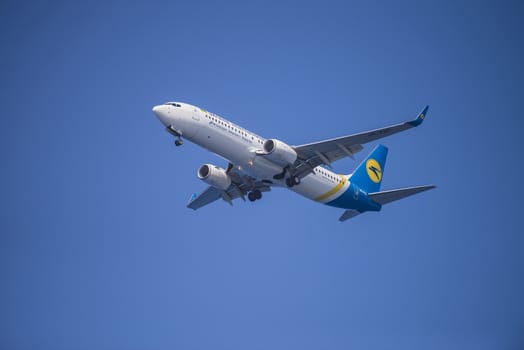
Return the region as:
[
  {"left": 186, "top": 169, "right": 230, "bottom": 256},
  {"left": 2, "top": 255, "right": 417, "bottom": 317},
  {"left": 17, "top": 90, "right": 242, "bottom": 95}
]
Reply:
[
  {"left": 286, "top": 176, "right": 301, "bottom": 188},
  {"left": 166, "top": 125, "right": 183, "bottom": 147}
]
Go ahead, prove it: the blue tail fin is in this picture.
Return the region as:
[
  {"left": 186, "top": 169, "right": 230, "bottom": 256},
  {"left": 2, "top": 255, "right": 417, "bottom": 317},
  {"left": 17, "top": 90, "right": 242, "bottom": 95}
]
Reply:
[{"left": 349, "top": 144, "right": 388, "bottom": 193}]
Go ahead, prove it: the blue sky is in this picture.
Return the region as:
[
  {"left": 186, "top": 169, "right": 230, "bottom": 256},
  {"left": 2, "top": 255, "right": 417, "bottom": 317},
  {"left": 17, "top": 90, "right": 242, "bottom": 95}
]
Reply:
[{"left": 1, "top": 1, "right": 523, "bottom": 349}]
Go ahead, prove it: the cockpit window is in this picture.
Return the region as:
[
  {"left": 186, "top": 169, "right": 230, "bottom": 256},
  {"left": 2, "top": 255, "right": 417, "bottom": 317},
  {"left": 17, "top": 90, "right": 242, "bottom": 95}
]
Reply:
[{"left": 165, "top": 102, "right": 181, "bottom": 107}]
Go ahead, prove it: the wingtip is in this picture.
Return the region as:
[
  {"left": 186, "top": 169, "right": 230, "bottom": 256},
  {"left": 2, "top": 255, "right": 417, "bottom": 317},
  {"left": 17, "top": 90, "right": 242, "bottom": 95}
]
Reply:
[
  {"left": 186, "top": 193, "right": 197, "bottom": 208},
  {"left": 419, "top": 105, "right": 429, "bottom": 120},
  {"left": 408, "top": 105, "right": 429, "bottom": 127}
]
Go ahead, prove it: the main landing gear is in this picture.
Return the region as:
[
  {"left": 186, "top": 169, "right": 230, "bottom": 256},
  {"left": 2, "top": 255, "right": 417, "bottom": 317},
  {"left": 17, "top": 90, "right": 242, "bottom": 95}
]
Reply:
[
  {"left": 285, "top": 176, "right": 301, "bottom": 188},
  {"left": 248, "top": 190, "right": 262, "bottom": 202},
  {"left": 273, "top": 166, "right": 301, "bottom": 188},
  {"left": 174, "top": 138, "right": 183, "bottom": 147}
]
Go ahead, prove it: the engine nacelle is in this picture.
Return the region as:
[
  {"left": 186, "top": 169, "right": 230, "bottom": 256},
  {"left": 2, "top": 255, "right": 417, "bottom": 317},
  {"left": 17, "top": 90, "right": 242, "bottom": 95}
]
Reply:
[
  {"left": 262, "top": 139, "right": 297, "bottom": 166},
  {"left": 197, "top": 164, "right": 231, "bottom": 190}
]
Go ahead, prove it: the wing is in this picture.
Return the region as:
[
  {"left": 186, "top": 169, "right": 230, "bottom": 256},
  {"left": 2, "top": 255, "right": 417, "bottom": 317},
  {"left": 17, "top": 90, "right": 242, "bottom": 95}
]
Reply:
[
  {"left": 187, "top": 186, "right": 223, "bottom": 210},
  {"left": 187, "top": 164, "right": 272, "bottom": 210},
  {"left": 293, "top": 106, "right": 428, "bottom": 172}
]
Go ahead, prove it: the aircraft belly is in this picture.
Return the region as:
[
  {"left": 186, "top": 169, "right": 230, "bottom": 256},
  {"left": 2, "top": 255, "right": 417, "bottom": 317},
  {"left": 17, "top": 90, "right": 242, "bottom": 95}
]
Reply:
[
  {"left": 191, "top": 123, "right": 354, "bottom": 205},
  {"left": 290, "top": 173, "right": 349, "bottom": 204},
  {"left": 249, "top": 156, "right": 286, "bottom": 180},
  {"left": 191, "top": 122, "right": 352, "bottom": 206},
  {"left": 192, "top": 125, "right": 263, "bottom": 174}
]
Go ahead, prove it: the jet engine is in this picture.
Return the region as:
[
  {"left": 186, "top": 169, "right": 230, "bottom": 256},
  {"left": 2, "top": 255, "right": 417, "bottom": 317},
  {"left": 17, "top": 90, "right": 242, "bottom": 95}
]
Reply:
[
  {"left": 262, "top": 139, "right": 297, "bottom": 166},
  {"left": 197, "top": 164, "right": 231, "bottom": 190}
]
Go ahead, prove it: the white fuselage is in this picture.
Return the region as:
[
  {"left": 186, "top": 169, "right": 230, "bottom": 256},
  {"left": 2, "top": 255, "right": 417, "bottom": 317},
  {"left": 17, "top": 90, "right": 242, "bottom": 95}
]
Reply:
[{"left": 153, "top": 102, "right": 351, "bottom": 205}]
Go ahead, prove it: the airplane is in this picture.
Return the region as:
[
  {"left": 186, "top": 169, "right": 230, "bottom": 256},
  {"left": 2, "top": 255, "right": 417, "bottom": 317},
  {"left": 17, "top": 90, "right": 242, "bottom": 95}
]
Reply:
[{"left": 152, "top": 102, "right": 435, "bottom": 221}]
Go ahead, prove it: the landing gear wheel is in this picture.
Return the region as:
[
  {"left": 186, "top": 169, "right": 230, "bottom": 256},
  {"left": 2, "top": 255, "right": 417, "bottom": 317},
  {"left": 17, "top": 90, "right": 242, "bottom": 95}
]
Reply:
[
  {"left": 175, "top": 139, "right": 183, "bottom": 147},
  {"left": 286, "top": 176, "right": 300, "bottom": 187},
  {"left": 253, "top": 190, "right": 262, "bottom": 200},
  {"left": 248, "top": 192, "right": 257, "bottom": 202}
]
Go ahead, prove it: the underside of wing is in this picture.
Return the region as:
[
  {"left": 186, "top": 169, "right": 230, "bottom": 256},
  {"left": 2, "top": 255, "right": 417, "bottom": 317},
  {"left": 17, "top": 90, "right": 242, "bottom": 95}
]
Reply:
[
  {"left": 293, "top": 106, "right": 428, "bottom": 169},
  {"left": 187, "top": 186, "right": 223, "bottom": 210},
  {"left": 294, "top": 142, "right": 363, "bottom": 169}
]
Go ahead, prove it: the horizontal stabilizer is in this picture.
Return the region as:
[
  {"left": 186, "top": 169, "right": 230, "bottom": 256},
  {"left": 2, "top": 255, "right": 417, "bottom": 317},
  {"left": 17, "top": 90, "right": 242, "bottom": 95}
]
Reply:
[
  {"left": 339, "top": 209, "right": 361, "bottom": 222},
  {"left": 368, "top": 185, "right": 436, "bottom": 205}
]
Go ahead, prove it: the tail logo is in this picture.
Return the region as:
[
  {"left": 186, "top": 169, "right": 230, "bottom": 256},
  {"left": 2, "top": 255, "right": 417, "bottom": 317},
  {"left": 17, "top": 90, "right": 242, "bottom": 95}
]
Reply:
[{"left": 366, "top": 159, "right": 382, "bottom": 183}]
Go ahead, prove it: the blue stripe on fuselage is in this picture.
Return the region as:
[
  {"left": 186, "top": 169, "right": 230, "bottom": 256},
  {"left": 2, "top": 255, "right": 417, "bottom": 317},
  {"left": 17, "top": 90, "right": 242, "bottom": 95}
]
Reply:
[{"left": 325, "top": 182, "right": 382, "bottom": 212}]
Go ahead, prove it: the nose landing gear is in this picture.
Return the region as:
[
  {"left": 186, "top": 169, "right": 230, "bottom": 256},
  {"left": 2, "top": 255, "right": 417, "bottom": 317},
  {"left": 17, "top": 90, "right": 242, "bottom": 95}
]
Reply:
[{"left": 166, "top": 125, "right": 183, "bottom": 147}]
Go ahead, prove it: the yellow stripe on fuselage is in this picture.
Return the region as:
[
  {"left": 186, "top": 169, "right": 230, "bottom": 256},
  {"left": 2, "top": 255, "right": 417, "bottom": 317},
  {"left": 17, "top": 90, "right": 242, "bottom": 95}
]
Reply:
[{"left": 314, "top": 175, "right": 346, "bottom": 202}]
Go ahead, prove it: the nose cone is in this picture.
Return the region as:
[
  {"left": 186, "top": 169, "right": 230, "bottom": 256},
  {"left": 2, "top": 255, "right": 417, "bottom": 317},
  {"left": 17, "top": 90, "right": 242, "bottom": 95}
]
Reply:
[
  {"left": 152, "top": 105, "right": 169, "bottom": 125},
  {"left": 152, "top": 105, "right": 161, "bottom": 116}
]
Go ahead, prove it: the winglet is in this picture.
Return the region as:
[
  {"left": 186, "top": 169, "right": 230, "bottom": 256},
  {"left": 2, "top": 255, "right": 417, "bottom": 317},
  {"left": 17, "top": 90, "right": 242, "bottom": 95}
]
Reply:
[
  {"left": 408, "top": 105, "right": 429, "bottom": 127},
  {"left": 187, "top": 193, "right": 198, "bottom": 210}
]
